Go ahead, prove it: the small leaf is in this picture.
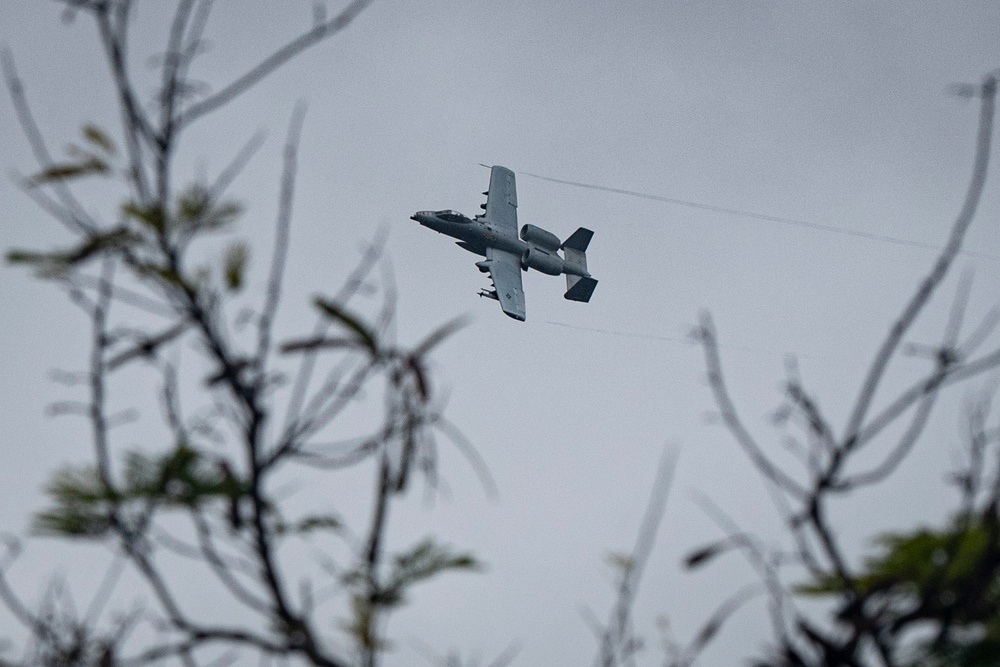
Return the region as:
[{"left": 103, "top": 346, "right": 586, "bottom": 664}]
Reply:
[
  {"left": 684, "top": 540, "right": 730, "bottom": 569},
  {"left": 175, "top": 185, "right": 242, "bottom": 232},
  {"left": 177, "top": 185, "right": 210, "bottom": 222},
  {"left": 223, "top": 242, "right": 248, "bottom": 292},
  {"left": 28, "top": 157, "right": 109, "bottom": 186},
  {"left": 385, "top": 537, "right": 480, "bottom": 603},
  {"left": 82, "top": 124, "right": 117, "bottom": 155},
  {"left": 275, "top": 514, "right": 343, "bottom": 535},
  {"left": 33, "top": 465, "right": 116, "bottom": 539},
  {"left": 949, "top": 82, "right": 981, "bottom": 100},
  {"left": 122, "top": 200, "right": 165, "bottom": 231},
  {"left": 33, "top": 506, "right": 113, "bottom": 538},
  {"left": 134, "top": 262, "right": 186, "bottom": 288},
  {"left": 6, "top": 249, "right": 52, "bottom": 265},
  {"left": 280, "top": 337, "right": 360, "bottom": 353},
  {"left": 63, "top": 227, "right": 137, "bottom": 264},
  {"left": 6, "top": 228, "right": 135, "bottom": 277},
  {"left": 313, "top": 297, "right": 378, "bottom": 355},
  {"left": 295, "top": 515, "right": 342, "bottom": 532},
  {"left": 606, "top": 551, "right": 635, "bottom": 575},
  {"left": 343, "top": 594, "right": 391, "bottom": 650},
  {"left": 206, "top": 200, "right": 243, "bottom": 228}
]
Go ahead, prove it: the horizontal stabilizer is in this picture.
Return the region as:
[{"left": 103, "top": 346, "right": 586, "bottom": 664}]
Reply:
[
  {"left": 565, "top": 276, "right": 598, "bottom": 303},
  {"left": 561, "top": 227, "right": 594, "bottom": 252}
]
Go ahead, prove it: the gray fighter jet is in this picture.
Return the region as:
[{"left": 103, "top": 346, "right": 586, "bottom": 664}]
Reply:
[{"left": 412, "top": 165, "right": 597, "bottom": 321}]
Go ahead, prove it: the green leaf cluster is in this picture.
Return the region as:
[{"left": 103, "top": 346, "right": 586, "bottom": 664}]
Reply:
[
  {"left": 174, "top": 184, "right": 243, "bottom": 234},
  {"left": 922, "top": 620, "right": 1000, "bottom": 667},
  {"left": 28, "top": 157, "right": 109, "bottom": 186},
  {"left": 27, "top": 124, "right": 116, "bottom": 187},
  {"left": 33, "top": 444, "right": 248, "bottom": 539},
  {"left": 342, "top": 538, "right": 480, "bottom": 649},
  {"left": 798, "top": 517, "right": 998, "bottom": 603},
  {"left": 313, "top": 297, "right": 379, "bottom": 355},
  {"left": 10, "top": 122, "right": 244, "bottom": 290},
  {"left": 121, "top": 185, "right": 242, "bottom": 238},
  {"left": 32, "top": 466, "right": 115, "bottom": 538},
  {"left": 121, "top": 444, "right": 246, "bottom": 506},
  {"left": 271, "top": 514, "right": 342, "bottom": 536},
  {"left": 10, "top": 191, "right": 241, "bottom": 299},
  {"left": 381, "top": 537, "right": 480, "bottom": 604},
  {"left": 82, "top": 124, "right": 117, "bottom": 155},
  {"left": 223, "top": 242, "right": 249, "bottom": 292},
  {"left": 121, "top": 200, "right": 166, "bottom": 233},
  {"left": 798, "top": 511, "right": 1000, "bottom": 666},
  {"left": 7, "top": 227, "right": 138, "bottom": 277}
]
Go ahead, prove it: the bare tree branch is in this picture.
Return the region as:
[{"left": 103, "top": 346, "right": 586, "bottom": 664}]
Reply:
[
  {"left": 597, "top": 448, "right": 677, "bottom": 667},
  {"left": 1, "top": 49, "right": 98, "bottom": 233},
  {"left": 179, "top": 0, "right": 375, "bottom": 127},
  {"left": 840, "top": 76, "right": 997, "bottom": 460},
  {"left": 256, "top": 103, "right": 307, "bottom": 380},
  {"left": 699, "top": 312, "right": 808, "bottom": 499}
]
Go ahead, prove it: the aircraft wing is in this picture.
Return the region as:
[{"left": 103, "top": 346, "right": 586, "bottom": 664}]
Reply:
[
  {"left": 485, "top": 246, "right": 526, "bottom": 321},
  {"left": 482, "top": 165, "right": 518, "bottom": 235}
]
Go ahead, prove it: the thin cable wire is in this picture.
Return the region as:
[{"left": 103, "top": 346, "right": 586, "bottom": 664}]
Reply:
[
  {"left": 521, "top": 171, "right": 1000, "bottom": 261},
  {"left": 546, "top": 321, "right": 831, "bottom": 361}
]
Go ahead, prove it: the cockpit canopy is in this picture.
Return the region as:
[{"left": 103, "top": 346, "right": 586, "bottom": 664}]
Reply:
[{"left": 436, "top": 210, "right": 470, "bottom": 223}]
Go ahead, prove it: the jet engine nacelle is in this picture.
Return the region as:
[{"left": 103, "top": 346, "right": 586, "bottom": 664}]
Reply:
[
  {"left": 520, "top": 224, "right": 561, "bottom": 252},
  {"left": 520, "top": 246, "right": 563, "bottom": 275}
]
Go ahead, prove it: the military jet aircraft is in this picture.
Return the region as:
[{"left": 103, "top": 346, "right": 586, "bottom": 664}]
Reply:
[{"left": 412, "top": 165, "right": 597, "bottom": 321}]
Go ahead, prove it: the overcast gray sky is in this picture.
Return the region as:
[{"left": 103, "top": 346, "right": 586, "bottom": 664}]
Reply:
[{"left": 3, "top": 1, "right": 1000, "bottom": 665}]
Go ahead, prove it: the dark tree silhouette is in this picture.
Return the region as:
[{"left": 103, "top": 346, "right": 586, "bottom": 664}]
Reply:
[
  {"left": 676, "top": 75, "right": 1000, "bottom": 667},
  {"left": 2, "top": 3, "right": 485, "bottom": 665}
]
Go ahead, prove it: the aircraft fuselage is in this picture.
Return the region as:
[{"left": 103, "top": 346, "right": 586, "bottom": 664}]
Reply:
[{"left": 411, "top": 210, "right": 586, "bottom": 278}]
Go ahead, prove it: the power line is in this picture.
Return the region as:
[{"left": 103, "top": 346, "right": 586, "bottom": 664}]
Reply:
[
  {"left": 546, "top": 321, "right": 833, "bottom": 361},
  {"left": 546, "top": 320, "right": 690, "bottom": 345},
  {"left": 521, "top": 171, "right": 999, "bottom": 261}
]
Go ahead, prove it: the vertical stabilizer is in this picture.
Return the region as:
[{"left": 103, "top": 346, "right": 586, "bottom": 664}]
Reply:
[
  {"left": 562, "top": 227, "right": 597, "bottom": 302},
  {"left": 561, "top": 227, "right": 593, "bottom": 252}
]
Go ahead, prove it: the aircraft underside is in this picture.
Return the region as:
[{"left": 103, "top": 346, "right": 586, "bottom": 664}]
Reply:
[{"left": 413, "top": 166, "right": 597, "bottom": 321}]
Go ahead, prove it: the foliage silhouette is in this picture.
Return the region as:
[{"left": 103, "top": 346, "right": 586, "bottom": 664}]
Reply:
[{"left": 2, "top": 3, "right": 481, "bottom": 666}]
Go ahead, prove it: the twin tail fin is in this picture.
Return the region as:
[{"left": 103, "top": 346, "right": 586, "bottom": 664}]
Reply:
[{"left": 561, "top": 227, "right": 597, "bottom": 302}]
